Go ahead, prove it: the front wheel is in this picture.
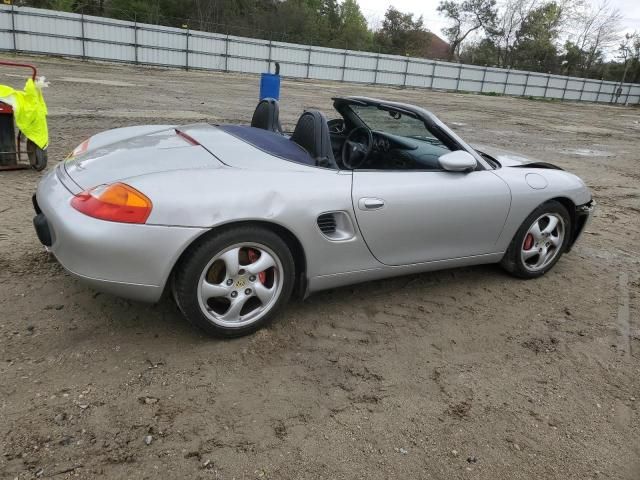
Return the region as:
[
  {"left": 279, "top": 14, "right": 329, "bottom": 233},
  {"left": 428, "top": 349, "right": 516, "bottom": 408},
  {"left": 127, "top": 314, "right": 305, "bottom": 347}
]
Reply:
[
  {"left": 173, "top": 226, "right": 295, "bottom": 338},
  {"left": 501, "top": 200, "right": 571, "bottom": 279}
]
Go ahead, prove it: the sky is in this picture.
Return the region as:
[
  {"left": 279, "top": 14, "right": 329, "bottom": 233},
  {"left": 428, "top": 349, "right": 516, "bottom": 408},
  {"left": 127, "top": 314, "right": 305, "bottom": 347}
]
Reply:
[{"left": 360, "top": 0, "right": 640, "bottom": 39}]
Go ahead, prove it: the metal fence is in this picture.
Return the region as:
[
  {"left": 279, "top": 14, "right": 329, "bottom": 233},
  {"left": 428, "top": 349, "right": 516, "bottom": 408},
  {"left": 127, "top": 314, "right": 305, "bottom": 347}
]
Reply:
[{"left": 1, "top": 4, "right": 639, "bottom": 105}]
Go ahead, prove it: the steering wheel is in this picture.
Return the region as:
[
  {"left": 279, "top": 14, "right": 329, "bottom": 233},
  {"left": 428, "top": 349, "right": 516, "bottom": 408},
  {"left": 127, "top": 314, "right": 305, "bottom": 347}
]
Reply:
[{"left": 341, "top": 127, "right": 373, "bottom": 169}]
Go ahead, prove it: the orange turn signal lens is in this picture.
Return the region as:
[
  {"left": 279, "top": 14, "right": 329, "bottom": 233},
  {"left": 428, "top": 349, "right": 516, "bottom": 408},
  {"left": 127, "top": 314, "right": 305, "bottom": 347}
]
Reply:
[{"left": 71, "top": 183, "right": 152, "bottom": 224}]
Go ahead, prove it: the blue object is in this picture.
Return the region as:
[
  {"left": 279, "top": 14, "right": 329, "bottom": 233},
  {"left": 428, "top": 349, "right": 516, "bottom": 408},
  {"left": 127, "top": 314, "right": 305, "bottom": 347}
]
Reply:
[{"left": 259, "top": 62, "right": 281, "bottom": 100}]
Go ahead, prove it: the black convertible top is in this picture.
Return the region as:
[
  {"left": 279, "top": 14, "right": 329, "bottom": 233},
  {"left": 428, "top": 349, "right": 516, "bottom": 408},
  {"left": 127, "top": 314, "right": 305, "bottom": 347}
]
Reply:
[{"left": 219, "top": 125, "right": 315, "bottom": 166}]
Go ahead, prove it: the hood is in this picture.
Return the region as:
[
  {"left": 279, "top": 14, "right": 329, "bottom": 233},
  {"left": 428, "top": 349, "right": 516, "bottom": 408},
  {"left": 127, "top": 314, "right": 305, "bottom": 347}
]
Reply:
[
  {"left": 64, "top": 125, "right": 222, "bottom": 189},
  {"left": 474, "top": 144, "right": 563, "bottom": 170}
]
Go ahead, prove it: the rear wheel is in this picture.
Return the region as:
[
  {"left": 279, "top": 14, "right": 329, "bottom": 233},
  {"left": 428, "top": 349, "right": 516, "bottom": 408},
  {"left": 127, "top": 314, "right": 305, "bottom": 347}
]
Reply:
[
  {"left": 501, "top": 200, "right": 571, "bottom": 279},
  {"left": 27, "top": 139, "right": 47, "bottom": 171},
  {"left": 173, "top": 226, "right": 295, "bottom": 338}
]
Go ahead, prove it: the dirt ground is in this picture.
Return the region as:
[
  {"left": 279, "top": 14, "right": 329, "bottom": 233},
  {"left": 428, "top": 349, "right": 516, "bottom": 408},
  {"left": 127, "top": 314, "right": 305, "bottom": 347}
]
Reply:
[{"left": 0, "top": 55, "right": 638, "bottom": 480}]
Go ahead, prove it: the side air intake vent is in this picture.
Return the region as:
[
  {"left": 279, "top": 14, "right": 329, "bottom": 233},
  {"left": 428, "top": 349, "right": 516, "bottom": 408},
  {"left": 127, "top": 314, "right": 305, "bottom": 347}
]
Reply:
[
  {"left": 316, "top": 211, "right": 355, "bottom": 241},
  {"left": 317, "top": 213, "right": 337, "bottom": 235}
]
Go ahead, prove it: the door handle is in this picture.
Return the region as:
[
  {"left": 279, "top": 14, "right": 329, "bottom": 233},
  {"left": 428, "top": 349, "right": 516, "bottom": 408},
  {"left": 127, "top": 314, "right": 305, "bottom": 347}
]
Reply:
[{"left": 358, "top": 197, "right": 385, "bottom": 210}]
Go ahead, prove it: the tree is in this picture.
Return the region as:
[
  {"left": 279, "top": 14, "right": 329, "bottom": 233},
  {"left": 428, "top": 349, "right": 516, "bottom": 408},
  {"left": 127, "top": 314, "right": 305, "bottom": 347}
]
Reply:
[
  {"left": 335, "top": 0, "right": 371, "bottom": 50},
  {"left": 437, "top": 0, "right": 498, "bottom": 60},
  {"left": 459, "top": 37, "right": 500, "bottom": 65},
  {"left": 571, "top": 0, "right": 622, "bottom": 75},
  {"left": 616, "top": 32, "right": 640, "bottom": 84},
  {"left": 562, "top": 40, "right": 588, "bottom": 75},
  {"left": 511, "top": 2, "right": 563, "bottom": 72},
  {"left": 492, "top": 0, "right": 540, "bottom": 67},
  {"left": 374, "top": 6, "right": 431, "bottom": 56}
]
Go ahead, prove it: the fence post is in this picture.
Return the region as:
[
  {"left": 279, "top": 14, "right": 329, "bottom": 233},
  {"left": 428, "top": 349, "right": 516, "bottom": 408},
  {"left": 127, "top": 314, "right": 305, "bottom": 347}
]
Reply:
[
  {"left": 224, "top": 31, "right": 230, "bottom": 72},
  {"left": 480, "top": 66, "right": 488, "bottom": 93},
  {"left": 543, "top": 74, "right": 551, "bottom": 99},
  {"left": 185, "top": 28, "right": 189, "bottom": 71},
  {"left": 455, "top": 63, "right": 461, "bottom": 91},
  {"left": 522, "top": 72, "right": 530, "bottom": 96},
  {"left": 133, "top": 16, "right": 138, "bottom": 65},
  {"left": 595, "top": 78, "right": 604, "bottom": 103},
  {"left": 80, "top": 10, "right": 86, "bottom": 61},
  {"left": 503, "top": 69, "right": 510, "bottom": 95},
  {"left": 11, "top": 4, "right": 17, "bottom": 53},
  {"left": 403, "top": 57, "right": 410, "bottom": 88},
  {"left": 341, "top": 48, "right": 347, "bottom": 82},
  {"left": 306, "top": 46, "right": 311, "bottom": 79},
  {"left": 578, "top": 78, "right": 586, "bottom": 101},
  {"left": 624, "top": 83, "right": 631, "bottom": 105},
  {"left": 373, "top": 52, "right": 380, "bottom": 84},
  {"left": 429, "top": 62, "right": 436, "bottom": 89},
  {"left": 267, "top": 33, "right": 272, "bottom": 72},
  {"left": 561, "top": 77, "right": 569, "bottom": 101}
]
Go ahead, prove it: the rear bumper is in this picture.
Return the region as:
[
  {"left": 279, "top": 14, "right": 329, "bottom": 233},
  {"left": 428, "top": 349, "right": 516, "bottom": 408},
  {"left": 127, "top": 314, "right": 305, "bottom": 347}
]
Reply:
[{"left": 33, "top": 166, "right": 207, "bottom": 303}]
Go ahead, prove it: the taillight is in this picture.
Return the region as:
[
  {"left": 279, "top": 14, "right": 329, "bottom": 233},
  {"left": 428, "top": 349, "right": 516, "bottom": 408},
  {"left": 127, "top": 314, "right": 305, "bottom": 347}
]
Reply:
[{"left": 71, "top": 183, "right": 152, "bottom": 224}]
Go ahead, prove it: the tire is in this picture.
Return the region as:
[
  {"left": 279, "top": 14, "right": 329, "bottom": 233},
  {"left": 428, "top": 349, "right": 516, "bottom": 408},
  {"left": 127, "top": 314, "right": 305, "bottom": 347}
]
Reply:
[
  {"left": 27, "top": 140, "right": 47, "bottom": 171},
  {"left": 501, "top": 200, "right": 571, "bottom": 279},
  {"left": 173, "top": 225, "right": 295, "bottom": 338}
]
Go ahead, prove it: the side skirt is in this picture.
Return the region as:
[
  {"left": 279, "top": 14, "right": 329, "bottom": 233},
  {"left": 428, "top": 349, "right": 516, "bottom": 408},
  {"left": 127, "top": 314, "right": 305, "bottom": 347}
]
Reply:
[{"left": 306, "top": 252, "right": 504, "bottom": 296}]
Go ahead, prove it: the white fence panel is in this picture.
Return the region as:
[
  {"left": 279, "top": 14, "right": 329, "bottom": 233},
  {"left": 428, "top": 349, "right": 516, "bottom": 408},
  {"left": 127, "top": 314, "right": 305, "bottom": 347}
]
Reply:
[
  {"left": 189, "top": 33, "right": 227, "bottom": 55},
  {"left": 86, "top": 42, "right": 134, "bottom": 62},
  {"left": 84, "top": 17, "right": 134, "bottom": 43},
  {"left": 0, "top": 4, "right": 637, "bottom": 104},
  {"left": 189, "top": 52, "right": 225, "bottom": 71}
]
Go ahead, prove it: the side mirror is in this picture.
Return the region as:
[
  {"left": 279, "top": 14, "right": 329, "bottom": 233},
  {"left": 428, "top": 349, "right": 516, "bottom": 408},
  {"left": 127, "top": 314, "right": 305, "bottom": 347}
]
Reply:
[{"left": 439, "top": 150, "right": 477, "bottom": 172}]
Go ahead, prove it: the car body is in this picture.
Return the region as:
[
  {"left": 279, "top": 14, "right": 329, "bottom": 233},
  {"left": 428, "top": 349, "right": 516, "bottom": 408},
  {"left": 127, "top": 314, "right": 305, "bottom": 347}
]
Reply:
[{"left": 33, "top": 96, "right": 594, "bottom": 336}]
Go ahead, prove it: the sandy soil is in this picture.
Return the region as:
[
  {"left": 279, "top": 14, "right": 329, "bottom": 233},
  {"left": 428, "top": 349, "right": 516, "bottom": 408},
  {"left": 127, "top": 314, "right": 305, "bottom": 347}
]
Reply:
[{"left": 0, "top": 55, "right": 638, "bottom": 480}]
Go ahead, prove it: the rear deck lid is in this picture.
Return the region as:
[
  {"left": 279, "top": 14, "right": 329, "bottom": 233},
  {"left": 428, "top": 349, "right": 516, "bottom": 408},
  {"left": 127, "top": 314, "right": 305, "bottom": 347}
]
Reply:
[{"left": 64, "top": 125, "right": 222, "bottom": 189}]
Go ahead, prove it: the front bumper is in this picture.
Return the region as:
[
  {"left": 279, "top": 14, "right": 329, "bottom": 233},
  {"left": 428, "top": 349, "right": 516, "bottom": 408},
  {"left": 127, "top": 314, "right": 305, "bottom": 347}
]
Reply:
[
  {"left": 33, "top": 166, "right": 207, "bottom": 302},
  {"left": 567, "top": 199, "right": 595, "bottom": 251}
]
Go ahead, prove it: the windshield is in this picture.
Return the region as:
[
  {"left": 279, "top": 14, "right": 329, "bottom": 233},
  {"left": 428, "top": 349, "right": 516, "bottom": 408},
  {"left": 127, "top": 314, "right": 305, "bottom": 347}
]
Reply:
[{"left": 351, "top": 104, "right": 439, "bottom": 141}]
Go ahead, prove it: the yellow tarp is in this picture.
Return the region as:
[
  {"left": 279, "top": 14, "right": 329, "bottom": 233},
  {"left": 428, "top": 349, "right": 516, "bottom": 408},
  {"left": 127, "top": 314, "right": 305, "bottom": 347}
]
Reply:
[{"left": 0, "top": 78, "right": 48, "bottom": 149}]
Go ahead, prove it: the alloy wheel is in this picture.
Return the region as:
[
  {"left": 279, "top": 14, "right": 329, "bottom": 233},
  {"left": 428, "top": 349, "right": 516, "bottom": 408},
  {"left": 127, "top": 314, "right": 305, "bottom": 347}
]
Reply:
[
  {"left": 196, "top": 243, "right": 284, "bottom": 327},
  {"left": 520, "top": 213, "right": 565, "bottom": 272}
]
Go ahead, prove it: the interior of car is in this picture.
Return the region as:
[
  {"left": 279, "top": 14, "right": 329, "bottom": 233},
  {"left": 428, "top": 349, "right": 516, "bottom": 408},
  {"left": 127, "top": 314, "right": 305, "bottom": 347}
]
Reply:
[{"left": 227, "top": 97, "right": 463, "bottom": 171}]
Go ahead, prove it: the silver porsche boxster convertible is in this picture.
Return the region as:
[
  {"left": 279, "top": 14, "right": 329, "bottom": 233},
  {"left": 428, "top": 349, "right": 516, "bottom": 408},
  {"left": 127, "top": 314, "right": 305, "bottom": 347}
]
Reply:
[{"left": 33, "top": 96, "right": 594, "bottom": 337}]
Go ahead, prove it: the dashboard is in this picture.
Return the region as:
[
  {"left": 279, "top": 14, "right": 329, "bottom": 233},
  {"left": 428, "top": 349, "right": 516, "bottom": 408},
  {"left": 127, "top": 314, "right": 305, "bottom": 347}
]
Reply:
[
  {"left": 329, "top": 124, "right": 452, "bottom": 170},
  {"left": 372, "top": 134, "right": 391, "bottom": 152}
]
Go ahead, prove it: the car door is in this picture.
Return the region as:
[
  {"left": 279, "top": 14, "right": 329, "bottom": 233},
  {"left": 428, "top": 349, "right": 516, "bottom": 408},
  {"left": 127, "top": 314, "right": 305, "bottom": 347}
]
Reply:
[{"left": 352, "top": 169, "right": 511, "bottom": 266}]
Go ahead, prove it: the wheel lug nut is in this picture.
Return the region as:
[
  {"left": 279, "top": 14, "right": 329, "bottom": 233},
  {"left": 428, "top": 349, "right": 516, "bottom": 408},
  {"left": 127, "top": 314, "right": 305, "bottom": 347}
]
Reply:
[
  {"left": 230, "top": 291, "right": 238, "bottom": 298},
  {"left": 249, "top": 275, "right": 256, "bottom": 282},
  {"left": 226, "top": 279, "right": 233, "bottom": 286},
  {"left": 245, "top": 289, "right": 252, "bottom": 295}
]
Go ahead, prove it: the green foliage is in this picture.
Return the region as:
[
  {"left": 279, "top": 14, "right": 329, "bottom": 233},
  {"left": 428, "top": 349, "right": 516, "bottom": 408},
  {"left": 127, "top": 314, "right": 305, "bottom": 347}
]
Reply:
[
  {"left": 336, "top": 0, "right": 371, "bottom": 50},
  {"left": 374, "top": 7, "right": 430, "bottom": 56},
  {"left": 438, "top": 0, "right": 498, "bottom": 59},
  {"left": 510, "top": 2, "right": 562, "bottom": 72},
  {"left": 47, "top": 0, "right": 75, "bottom": 12}
]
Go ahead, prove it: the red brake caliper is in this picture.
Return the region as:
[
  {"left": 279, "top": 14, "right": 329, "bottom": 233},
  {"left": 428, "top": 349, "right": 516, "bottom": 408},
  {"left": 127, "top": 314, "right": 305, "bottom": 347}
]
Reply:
[
  {"left": 524, "top": 233, "right": 534, "bottom": 250},
  {"left": 247, "top": 248, "right": 266, "bottom": 284}
]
